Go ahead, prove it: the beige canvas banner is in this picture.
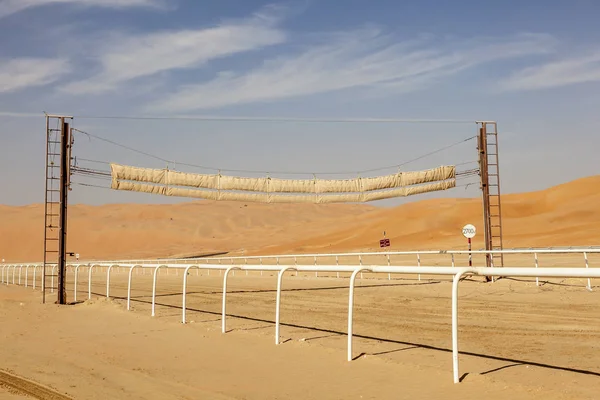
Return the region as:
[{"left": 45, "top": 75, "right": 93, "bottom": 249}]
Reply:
[
  {"left": 110, "top": 163, "right": 455, "bottom": 194},
  {"left": 111, "top": 177, "right": 456, "bottom": 203}
]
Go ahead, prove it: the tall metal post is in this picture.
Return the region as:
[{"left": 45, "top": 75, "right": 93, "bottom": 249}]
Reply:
[
  {"left": 57, "top": 119, "right": 70, "bottom": 304},
  {"left": 478, "top": 124, "right": 492, "bottom": 280}
]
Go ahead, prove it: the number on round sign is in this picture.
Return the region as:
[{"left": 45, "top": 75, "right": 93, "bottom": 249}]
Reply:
[{"left": 462, "top": 224, "right": 476, "bottom": 239}]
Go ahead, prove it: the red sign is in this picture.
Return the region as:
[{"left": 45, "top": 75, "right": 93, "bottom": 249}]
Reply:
[{"left": 379, "top": 238, "right": 390, "bottom": 248}]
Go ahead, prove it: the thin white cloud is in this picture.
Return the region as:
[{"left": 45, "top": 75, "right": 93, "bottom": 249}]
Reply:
[
  {"left": 498, "top": 51, "right": 600, "bottom": 91},
  {"left": 0, "top": 0, "right": 167, "bottom": 19},
  {"left": 61, "top": 5, "right": 287, "bottom": 94},
  {"left": 147, "top": 30, "right": 556, "bottom": 112},
  {"left": 0, "top": 58, "right": 70, "bottom": 93}
]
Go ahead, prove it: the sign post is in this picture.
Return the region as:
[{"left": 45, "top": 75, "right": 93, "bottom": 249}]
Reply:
[{"left": 462, "top": 224, "right": 476, "bottom": 266}]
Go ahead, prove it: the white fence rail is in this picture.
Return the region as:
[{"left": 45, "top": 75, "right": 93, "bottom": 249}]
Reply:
[
  {"left": 1, "top": 260, "right": 599, "bottom": 384},
  {"left": 70, "top": 247, "right": 600, "bottom": 287}
]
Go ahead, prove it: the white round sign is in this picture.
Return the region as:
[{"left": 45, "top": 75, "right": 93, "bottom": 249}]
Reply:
[{"left": 462, "top": 224, "right": 476, "bottom": 239}]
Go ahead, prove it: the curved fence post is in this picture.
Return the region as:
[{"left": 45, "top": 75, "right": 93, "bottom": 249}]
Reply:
[
  {"left": 222, "top": 266, "right": 242, "bottom": 333},
  {"left": 584, "top": 252, "right": 592, "bottom": 291},
  {"left": 106, "top": 265, "right": 120, "bottom": 297},
  {"left": 359, "top": 256, "right": 363, "bottom": 279},
  {"left": 452, "top": 268, "right": 476, "bottom": 384},
  {"left": 74, "top": 264, "right": 84, "bottom": 302},
  {"left": 387, "top": 255, "right": 391, "bottom": 280},
  {"left": 33, "top": 266, "right": 37, "bottom": 289},
  {"left": 151, "top": 265, "right": 169, "bottom": 317},
  {"left": 18, "top": 265, "right": 22, "bottom": 285},
  {"left": 275, "top": 266, "right": 298, "bottom": 345},
  {"left": 127, "top": 265, "right": 143, "bottom": 310},
  {"left": 12, "top": 265, "right": 16, "bottom": 284},
  {"left": 534, "top": 253, "right": 539, "bottom": 286},
  {"left": 182, "top": 265, "right": 200, "bottom": 324},
  {"left": 347, "top": 267, "right": 373, "bottom": 362},
  {"left": 51, "top": 265, "right": 57, "bottom": 293},
  {"left": 25, "top": 265, "right": 30, "bottom": 287},
  {"left": 88, "top": 264, "right": 97, "bottom": 300}
]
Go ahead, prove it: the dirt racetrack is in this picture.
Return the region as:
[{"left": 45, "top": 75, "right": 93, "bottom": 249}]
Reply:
[{"left": 2, "top": 267, "right": 599, "bottom": 399}]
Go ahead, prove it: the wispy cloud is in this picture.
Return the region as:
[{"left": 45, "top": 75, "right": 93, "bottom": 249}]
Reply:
[
  {"left": 498, "top": 51, "right": 600, "bottom": 91},
  {"left": 147, "top": 30, "right": 556, "bottom": 112},
  {"left": 0, "top": 0, "right": 167, "bottom": 19},
  {"left": 61, "top": 5, "right": 287, "bottom": 94},
  {"left": 0, "top": 58, "right": 70, "bottom": 93}
]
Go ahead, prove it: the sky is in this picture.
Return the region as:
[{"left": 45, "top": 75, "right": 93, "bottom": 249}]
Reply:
[{"left": 1, "top": 0, "right": 599, "bottom": 206}]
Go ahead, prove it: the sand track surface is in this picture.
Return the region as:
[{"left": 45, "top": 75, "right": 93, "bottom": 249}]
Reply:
[{"left": 1, "top": 268, "right": 599, "bottom": 399}]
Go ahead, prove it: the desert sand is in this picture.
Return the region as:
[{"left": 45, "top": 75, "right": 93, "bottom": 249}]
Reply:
[
  {"left": 1, "top": 175, "right": 600, "bottom": 262},
  {"left": 1, "top": 175, "right": 600, "bottom": 399}
]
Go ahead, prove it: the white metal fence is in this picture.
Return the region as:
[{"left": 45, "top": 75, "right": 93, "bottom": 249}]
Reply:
[{"left": 1, "top": 257, "right": 599, "bottom": 384}]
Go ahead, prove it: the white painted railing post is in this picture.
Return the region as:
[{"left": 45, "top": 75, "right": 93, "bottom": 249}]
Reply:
[
  {"left": 106, "top": 265, "right": 117, "bottom": 297},
  {"left": 51, "top": 265, "right": 56, "bottom": 293},
  {"left": 74, "top": 265, "right": 81, "bottom": 301},
  {"left": 1, "top": 265, "right": 4, "bottom": 284},
  {"left": 182, "top": 265, "right": 199, "bottom": 324},
  {"left": 18, "top": 265, "right": 22, "bottom": 285},
  {"left": 13, "top": 265, "right": 16, "bottom": 284},
  {"left": 359, "top": 256, "right": 363, "bottom": 279},
  {"left": 33, "top": 266, "right": 37, "bottom": 289},
  {"left": 534, "top": 253, "right": 539, "bottom": 286},
  {"left": 348, "top": 267, "right": 373, "bottom": 362},
  {"left": 222, "top": 266, "right": 242, "bottom": 333},
  {"left": 25, "top": 265, "right": 29, "bottom": 287},
  {"left": 584, "top": 252, "right": 592, "bottom": 291},
  {"left": 127, "top": 265, "right": 142, "bottom": 311},
  {"left": 452, "top": 268, "right": 475, "bottom": 384},
  {"left": 275, "top": 266, "right": 298, "bottom": 344},
  {"left": 151, "top": 265, "right": 168, "bottom": 317},
  {"left": 387, "top": 255, "right": 391, "bottom": 280},
  {"left": 88, "top": 264, "right": 96, "bottom": 300}
]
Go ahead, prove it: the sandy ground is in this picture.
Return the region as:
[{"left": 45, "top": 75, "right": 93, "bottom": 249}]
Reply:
[
  {"left": 1, "top": 269, "right": 599, "bottom": 399},
  {"left": 1, "top": 175, "right": 600, "bottom": 398}
]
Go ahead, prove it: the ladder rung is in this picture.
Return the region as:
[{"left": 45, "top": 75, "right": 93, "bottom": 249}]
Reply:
[
  {"left": 45, "top": 238, "right": 59, "bottom": 241},
  {"left": 45, "top": 250, "right": 59, "bottom": 253},
  {"left": 48, "top": 153, "right": 61, "bottom": 156},
  {"left": 48, "top": 141, "right": 61, "bottom": 144}
]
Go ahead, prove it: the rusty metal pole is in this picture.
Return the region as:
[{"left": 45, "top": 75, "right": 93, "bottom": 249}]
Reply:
[
  {"left": 57, "top": 120, "right": 70, "bottom": 304},
  {"left": 478, "top": 123, "right": 492, "bottom": 281}
]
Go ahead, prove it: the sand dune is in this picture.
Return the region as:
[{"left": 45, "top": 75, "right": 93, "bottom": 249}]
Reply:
[{"left": 1, "top": 175, "right": 599, "bottom": 261}]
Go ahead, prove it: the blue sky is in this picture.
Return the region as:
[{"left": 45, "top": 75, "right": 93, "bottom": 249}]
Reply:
[{"left": 1, "top": 0, "right": 599, "bottom": 206}]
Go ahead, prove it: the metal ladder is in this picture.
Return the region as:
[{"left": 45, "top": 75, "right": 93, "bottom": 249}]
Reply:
[
  {"left": 478, "top": 122, "right": 504, "bottom": 268},
  {"left": 43, "top": 115, "right": 73, "bottom": 304}
]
